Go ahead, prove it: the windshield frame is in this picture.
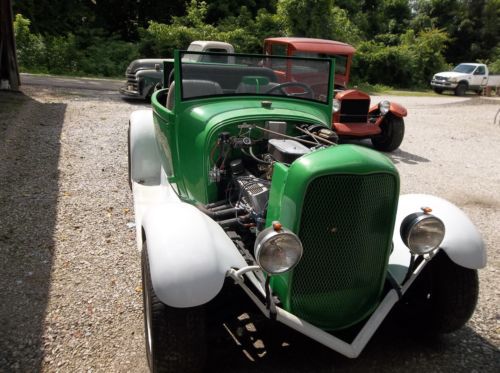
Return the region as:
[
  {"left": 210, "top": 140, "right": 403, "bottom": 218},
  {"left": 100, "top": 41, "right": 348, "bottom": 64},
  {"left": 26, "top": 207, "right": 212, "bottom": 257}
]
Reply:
[{"left": 175, "top": 50, "right": 334, "bottom": 106}]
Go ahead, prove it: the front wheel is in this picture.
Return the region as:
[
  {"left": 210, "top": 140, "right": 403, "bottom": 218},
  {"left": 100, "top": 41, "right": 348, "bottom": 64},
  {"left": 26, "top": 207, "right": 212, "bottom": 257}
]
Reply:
[
  {"left": 371, "top": 114, "right": 405, "bottom": 152},
  {"left": 398, "top": 251, "right": 479, "bottom": 335},
  {"left": 142, "top": 243, "right": 206, "bottom": 373},
  {"left": 455, "top": 83, "right": 467, "bottom": 96}
]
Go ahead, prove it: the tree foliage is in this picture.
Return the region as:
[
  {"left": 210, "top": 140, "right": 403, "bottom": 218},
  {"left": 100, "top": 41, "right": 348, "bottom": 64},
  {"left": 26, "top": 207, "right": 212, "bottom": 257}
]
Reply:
[
  {"left": 14, "top": 14, "right": 139, "bottom": 76},
  {"left": 12, "top": 0, "right": 500, "bottom": 86}
]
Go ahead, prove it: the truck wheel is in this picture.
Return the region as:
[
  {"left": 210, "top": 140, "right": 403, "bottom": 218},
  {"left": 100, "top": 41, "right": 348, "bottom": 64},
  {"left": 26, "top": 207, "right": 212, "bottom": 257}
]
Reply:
[
  {"left": 142, "top": 243, "right": 206, "bottom": 373},
  {"left": 455, "top": 83, "right": 467, "bottom": 96},
  {"left": 433, "top": 88, "right": 443, "bottom": 94},
  {"left": 371, "top": 114, "right": 405, "bottom": 152},
  {"left": 398, "top": 251, "right": 479, "bottom": 335}
]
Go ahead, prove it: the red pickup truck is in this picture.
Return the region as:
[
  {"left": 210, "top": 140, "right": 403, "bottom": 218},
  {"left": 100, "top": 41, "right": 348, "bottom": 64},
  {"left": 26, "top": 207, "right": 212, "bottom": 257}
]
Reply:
[{"left": 264, "top": 37, "right": 407, "bottom": 152}]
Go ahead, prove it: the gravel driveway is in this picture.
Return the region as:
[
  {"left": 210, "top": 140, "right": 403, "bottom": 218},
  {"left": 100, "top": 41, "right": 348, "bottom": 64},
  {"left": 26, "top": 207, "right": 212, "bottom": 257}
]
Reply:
[{"left": 0, "top": 82, "right": 499, "bottom": 372}]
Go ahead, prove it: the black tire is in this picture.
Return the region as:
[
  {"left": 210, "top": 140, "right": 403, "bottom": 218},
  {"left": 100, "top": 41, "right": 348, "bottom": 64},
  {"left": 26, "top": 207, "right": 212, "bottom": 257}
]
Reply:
[
  {"left": 398, "top": 251, "right": 479, "bottom": 335},
  {"left": 142, "top": 244, "right": 206, "bottom": 373},
  {"left": 371, "top": 114, "right": 405, "bottom": 152},
  {"left": 433, "top": 88, "right": 443, "bottom": 94},
  {"left": 455, "top": 82, "right": 467, "bottom": 96}
]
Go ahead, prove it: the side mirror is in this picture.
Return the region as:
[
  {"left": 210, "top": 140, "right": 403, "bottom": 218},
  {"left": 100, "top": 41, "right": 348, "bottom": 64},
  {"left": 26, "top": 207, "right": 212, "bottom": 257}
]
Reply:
[{"left": 155, "top": 64, "right": 161, "bottom": 72}]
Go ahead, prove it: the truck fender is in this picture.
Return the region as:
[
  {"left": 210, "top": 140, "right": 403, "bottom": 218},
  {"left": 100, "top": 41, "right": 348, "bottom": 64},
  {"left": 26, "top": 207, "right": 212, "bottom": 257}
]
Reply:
[
  {"left": 142, "top": 202, "right": 248, "bottom": 308},
  {"left": 388, "top": 102, "right": 407, "bottom": 117},
  {"left": 390, "top": 194, "right": 486, "bottom": 282},
  {"left": 368, "top": 102, "right": 407, "bottom": 118},
  {"left": 129, "top": 109, "right": 161, "bottom": 185},
  {"left": 136, "top": 70, "right": 162, "bottom": 98}
]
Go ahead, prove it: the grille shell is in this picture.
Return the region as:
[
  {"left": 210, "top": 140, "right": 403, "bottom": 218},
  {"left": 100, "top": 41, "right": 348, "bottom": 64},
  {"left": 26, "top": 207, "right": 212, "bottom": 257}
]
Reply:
[
  {"left": 339, "top": 99, "right": 370, "bottom": 123},
  {"left": 289, "top": 173, "right": 397, "bottom": 330}
]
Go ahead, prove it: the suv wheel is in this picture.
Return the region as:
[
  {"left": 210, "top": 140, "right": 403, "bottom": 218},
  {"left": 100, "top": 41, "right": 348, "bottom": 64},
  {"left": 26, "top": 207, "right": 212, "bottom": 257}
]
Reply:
[
  {"left": 455, "top": 83, "right": 467, "bottom": 96},
  {"left": 397, "top": 251, "right": 479, "bottom": 335},
  {"left": 371, "top": 114, "right": 405, "bottom": 152},
  {"left": 142, "top": 243, "right": 206, "bottom": 373}
]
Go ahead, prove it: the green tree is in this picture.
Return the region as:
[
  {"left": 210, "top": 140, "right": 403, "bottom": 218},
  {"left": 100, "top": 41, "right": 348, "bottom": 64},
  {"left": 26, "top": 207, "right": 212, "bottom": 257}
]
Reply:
[
  {"left": 12, "top": 0, "right": 94, "bottom": 35},
  {"left": 13, "top": 13, "right": 46, "bottom": 71},
  {"left": 277, "top": 0, "right": 334, "bottom": 38},
  {"left": 276, "top": 0, "right": 360, "bottom": 43},
  {"left": 411, "top": 0, "right": 500, "bottom": 63}
]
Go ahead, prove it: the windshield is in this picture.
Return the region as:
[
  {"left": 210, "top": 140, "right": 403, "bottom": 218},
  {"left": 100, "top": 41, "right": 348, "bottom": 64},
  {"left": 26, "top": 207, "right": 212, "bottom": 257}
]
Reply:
[
  {"left": 178, "top": 51, "right": 332, "bottom": 104},
  {"left": 453, "top": 64, "right": 476, "bottom": 74},
  {"left": 292, "top": 52, "right": 348, "bottom": 75}
]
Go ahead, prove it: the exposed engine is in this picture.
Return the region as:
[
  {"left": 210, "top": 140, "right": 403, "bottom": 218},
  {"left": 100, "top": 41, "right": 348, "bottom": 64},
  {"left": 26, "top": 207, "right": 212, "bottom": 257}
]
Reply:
[{"left": 201, "top": 120, "right": 338, "bottom": 234}]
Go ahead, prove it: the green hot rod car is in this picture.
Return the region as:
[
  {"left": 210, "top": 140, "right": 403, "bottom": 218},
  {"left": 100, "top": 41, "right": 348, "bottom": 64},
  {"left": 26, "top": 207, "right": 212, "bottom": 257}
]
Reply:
[{"left": 128, "top": 51, "right": 486, "bottom": 372}]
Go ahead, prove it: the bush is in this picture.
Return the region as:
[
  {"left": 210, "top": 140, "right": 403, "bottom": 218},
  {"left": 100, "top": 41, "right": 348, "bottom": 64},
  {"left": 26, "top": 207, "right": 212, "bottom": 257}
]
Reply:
[
  {"left": 14, "top": 13, "right": 139, "bottom": 77},
  {"left": 351, "top": 28, "right": 449, "bottom": 88},
  {"left": 14, "top": 14, "right": 47, "bottom": 72}
]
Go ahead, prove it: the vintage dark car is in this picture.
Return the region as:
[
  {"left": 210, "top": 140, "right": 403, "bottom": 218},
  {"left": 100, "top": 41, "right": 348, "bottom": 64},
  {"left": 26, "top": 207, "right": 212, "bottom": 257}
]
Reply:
[{"left": 120, "top": 41, "right": 234, "bottom": 100}]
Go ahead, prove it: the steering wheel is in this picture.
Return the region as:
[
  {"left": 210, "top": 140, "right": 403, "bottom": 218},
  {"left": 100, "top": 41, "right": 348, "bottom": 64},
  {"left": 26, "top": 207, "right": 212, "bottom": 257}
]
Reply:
[{"left": 265, "top": 82, "right": 314, "bottom": 99}]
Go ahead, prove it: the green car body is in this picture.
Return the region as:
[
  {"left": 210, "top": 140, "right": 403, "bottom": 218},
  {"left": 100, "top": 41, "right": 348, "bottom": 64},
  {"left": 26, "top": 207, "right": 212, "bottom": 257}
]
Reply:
[{"left": 129, "top": 50, "right": 485, "bottom": 372}]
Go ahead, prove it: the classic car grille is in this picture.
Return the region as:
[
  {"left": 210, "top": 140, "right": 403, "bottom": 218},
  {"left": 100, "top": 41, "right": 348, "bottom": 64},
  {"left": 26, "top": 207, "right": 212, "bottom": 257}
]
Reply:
[
  {"left": 339, "top": 99, "right": 370, "bottom": 123},
  {"left": 126, "top": 73, "right": 139, "bottom": 90},
  {"left": 290, "top": 173, "right": 397, "bottom": 330}
]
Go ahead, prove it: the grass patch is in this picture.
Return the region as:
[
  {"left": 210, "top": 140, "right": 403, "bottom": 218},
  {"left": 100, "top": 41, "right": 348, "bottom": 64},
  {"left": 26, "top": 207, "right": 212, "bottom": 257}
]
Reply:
[
  {"left": 20, "top": 69, "right": 123, "bottom": 81},
  {"left": 349, "top": 82, "right": 437, "bottom": 96},
  {"left": 383, "top": 89, "right": 437, "bottom": 97}
]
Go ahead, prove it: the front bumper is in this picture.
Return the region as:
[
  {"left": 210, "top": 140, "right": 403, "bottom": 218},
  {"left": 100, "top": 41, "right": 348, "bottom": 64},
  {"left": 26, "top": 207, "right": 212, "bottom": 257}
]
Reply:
[
  {"left": 227, "top": 254, "right": 431, "bottom": 359},
  {"left": 119, "top": 85, "right": 144, "bottom": 99},
  {"left": 430, "top": 80, "right": 458, "bottom": 89}
]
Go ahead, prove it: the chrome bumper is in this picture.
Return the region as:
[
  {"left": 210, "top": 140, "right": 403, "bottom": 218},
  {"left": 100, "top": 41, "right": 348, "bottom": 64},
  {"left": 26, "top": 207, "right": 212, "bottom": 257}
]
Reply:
[{"left": 430, "top": 80, "right": 457, "bottom": 89}]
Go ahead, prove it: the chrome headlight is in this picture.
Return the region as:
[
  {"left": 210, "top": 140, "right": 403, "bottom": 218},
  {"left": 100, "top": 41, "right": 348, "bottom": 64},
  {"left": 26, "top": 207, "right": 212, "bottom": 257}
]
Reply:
[
  {"left": 332, "top": 99, "right": 341, "bottom": 113},
  {"left": 400, "top": 211, "right": 445, "bottom": 255},
  {"left": 379, "top": 100, "right": 390, "bottom": 115},
  {"left": 254, "top": 222, "right": 303, "bottom": 274}
]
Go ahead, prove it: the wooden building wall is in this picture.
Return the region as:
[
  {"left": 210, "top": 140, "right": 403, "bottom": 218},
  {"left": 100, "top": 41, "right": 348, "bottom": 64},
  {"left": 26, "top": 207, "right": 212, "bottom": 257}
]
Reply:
[{"left": 0, "top": 0, "right": 20, "bottom": 90}]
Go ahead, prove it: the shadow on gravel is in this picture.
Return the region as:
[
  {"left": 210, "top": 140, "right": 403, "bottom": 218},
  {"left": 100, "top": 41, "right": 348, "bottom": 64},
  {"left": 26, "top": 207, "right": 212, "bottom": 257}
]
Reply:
[
  {"left": 338, "top": 139, "right": 430, "bottom": 166},
  {"left": 0, "top": 90, "right": 66, "bottom": 372},
  {"left": 387, "top": 148, "right": 430, "bottom": 165},
  {"left": 206, "top": 310, "right": 499, "bottom": 372}
]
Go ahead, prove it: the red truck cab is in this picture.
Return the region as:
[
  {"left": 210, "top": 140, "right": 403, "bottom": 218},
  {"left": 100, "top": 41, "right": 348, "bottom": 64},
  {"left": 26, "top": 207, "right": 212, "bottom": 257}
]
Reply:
[{"left": 264, "top": 37, "right": 407, "bottom": 152}]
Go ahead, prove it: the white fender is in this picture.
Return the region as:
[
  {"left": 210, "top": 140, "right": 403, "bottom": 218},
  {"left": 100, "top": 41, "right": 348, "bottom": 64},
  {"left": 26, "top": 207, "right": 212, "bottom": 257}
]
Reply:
[
  {"left": 129, "top": 109, "right": 161, "bottom": 185},
  {"left": 142, "top": 202, "right": 248, "bottom": 308},
  {"left": 389, "top": 194, "right": 486, "bottom": 283}
]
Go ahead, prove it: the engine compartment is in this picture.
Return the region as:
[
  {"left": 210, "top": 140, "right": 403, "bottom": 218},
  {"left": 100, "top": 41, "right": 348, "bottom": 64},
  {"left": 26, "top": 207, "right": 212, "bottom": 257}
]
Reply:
[{"left": 201, "top": 120, "right": 339, "bottom": 234}]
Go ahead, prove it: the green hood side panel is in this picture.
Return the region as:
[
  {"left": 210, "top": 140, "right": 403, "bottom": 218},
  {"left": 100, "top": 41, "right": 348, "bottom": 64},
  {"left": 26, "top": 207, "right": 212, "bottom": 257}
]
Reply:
[
  {"left": 153, "top": 95, "right": 331, "bottom": 203},
  {"left": 267, "top": 145, "right": 400, "bottom": 330}
]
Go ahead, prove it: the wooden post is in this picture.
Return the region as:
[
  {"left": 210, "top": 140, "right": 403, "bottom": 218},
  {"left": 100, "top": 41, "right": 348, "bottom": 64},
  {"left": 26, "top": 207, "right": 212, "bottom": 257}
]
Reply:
[{"left": 0, "top": 0, "right": 20, "bottom": 90}]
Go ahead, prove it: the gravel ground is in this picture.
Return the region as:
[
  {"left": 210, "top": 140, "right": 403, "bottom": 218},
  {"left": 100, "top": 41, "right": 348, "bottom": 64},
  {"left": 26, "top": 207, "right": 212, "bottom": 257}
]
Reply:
[{"left": 0, "top": 84, "right": 499, "bottom": 373}]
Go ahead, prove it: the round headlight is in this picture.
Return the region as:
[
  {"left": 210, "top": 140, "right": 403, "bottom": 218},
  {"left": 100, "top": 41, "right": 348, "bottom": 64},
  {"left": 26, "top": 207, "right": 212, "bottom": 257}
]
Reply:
[
  {"left": 332, "top": 99, "right": 341, "bottom": 113},
  {"left": 379, "top": 100, "right": 390, "bottom": 115},
  {"left": 254, "top": 223, "right": 303, "bottom": 274},
  {"left": 400, "top": 213, "right": 445, "bottom": 255}
]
